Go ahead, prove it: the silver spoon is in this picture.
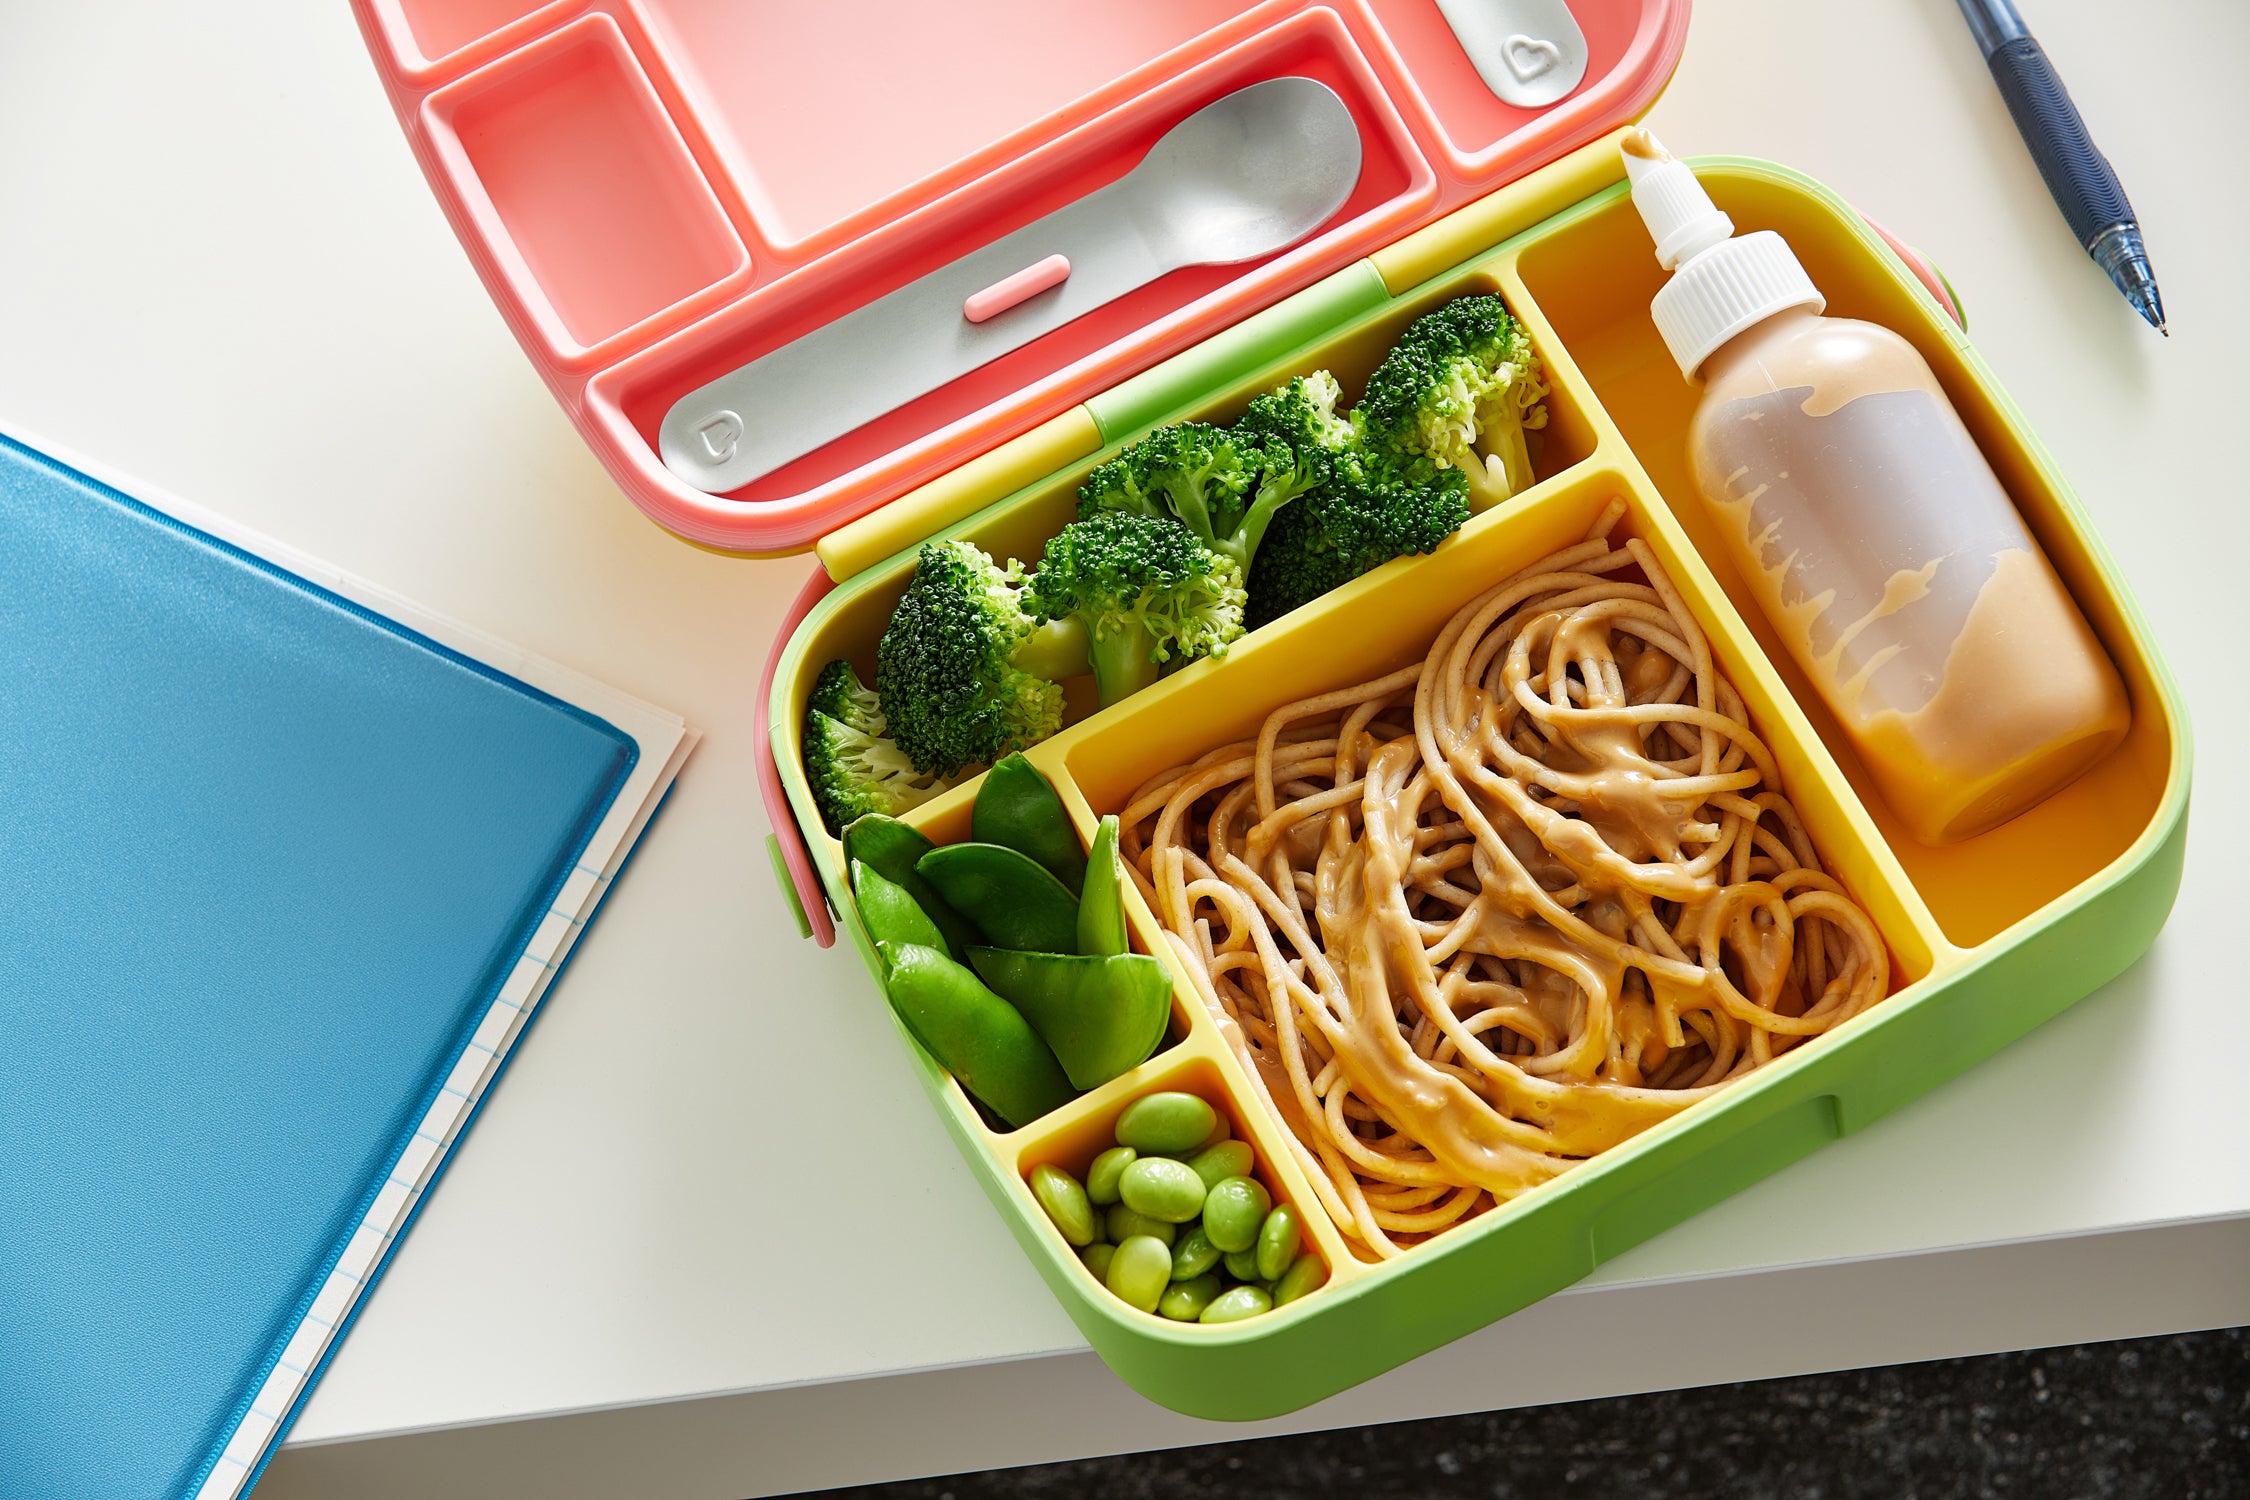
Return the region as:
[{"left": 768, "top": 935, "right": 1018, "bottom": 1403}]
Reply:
[{"left": 659, "top": 77, "right": 1363, "bottom": 495}]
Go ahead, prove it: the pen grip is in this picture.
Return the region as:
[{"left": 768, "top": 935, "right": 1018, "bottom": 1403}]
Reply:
[{"left": 1986, "top": 35, "right": 2135, "bottom": 247}]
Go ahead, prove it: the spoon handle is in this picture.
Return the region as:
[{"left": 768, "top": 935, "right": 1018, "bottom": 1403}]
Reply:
[{"left": 660, "top": 179, "right": 1166, "bottom": 494}]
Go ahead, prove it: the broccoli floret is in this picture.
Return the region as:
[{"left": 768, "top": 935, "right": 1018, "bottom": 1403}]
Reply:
[
  {"left": 1077, "top": 419, "right": 1316, "bottom": 571},
  {"left": 1021, "top": 510, "right": 1246, "bottom": 706},
  {"left": 1238, "top": 371, "right": 1355, "bottom": 474},
  {"left": 1245, "top": 449, "right": 1470, "bottom": 628},
  {"left": 807, "top": 657, "right": 885, "bottom": 735},
  {"left": 1354, "top": 294, "right": 1550, "bottom": 511},
  {"left": 802, "top": 661, "right": 957, "bottom": 834},
  {"left": 875, "top": 540, "right": 1086, "bottom": 777}
]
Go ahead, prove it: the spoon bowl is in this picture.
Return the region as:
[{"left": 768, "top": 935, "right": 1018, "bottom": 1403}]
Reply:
[{"left": 1135, "top": 77, "right": 1365, "bottom": 266}]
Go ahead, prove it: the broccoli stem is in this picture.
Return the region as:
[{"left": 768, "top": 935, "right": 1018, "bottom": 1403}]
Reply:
[
  {"left": 1012, "top": 616, "right": 1091, "bottom": 681},
  {"left": 1456, "top": 419, "right": 1540, "bottom": 513},
  {"left": 1230, "top": 482, "right": 1297, "bottom": 569},
  {"left": 1088, "top": 619, "right": 1161, "bottom": 708},
  {"left": 1489, "top": 417, "right": 1537, "bottom": 500}
]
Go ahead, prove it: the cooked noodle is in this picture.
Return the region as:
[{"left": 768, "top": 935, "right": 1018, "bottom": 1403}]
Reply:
[{"left": 1122, "top": 503, "right": 1891, "bottom": 1258}]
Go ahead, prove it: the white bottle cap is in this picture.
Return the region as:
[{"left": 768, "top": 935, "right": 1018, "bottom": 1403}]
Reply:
[{"left": 1622, "top": 130, "right": 1824, "bottom": 378}]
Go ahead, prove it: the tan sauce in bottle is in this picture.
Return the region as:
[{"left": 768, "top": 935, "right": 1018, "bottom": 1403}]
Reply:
[{"left": 1689, "top": 307, "right": 2128, "bottom": 843}]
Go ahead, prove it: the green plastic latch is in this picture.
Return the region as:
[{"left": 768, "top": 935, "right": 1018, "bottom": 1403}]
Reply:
[
  {"left": 766, "top": 832, "right": 815, "bottom": 940},
  {"left": 1085, "top": 260, "right": 1393, "bottom": 443}
]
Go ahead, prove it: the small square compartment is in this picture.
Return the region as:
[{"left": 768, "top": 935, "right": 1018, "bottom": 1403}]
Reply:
[
  {"left": 1010, "top": 1051, "right": 1345, "bottom": 1314},
  {"left": 1506, "top": 162, "right": 2180, "bottom": 949},
  {"left": 365, "top": 0, "right": 569, "bottom": 74},
  {"left": 423, "top": 15, "right": 751, "bottom": 361},
  {"left": 1358, "top": 0, "right": 1684, "bottom": 178},
  {"left": 871, "top": 777, "right": 1203, "bottom": 1099}
]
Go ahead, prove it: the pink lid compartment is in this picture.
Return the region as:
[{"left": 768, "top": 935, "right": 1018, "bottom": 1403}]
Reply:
[
  {"left": 633, "top": 0, "right": 1287, "bottom": 259},
  {"left": 362, "top": 0, "right": 577, "bottom": 79},
  {"left": 1354, "top": 0, "right": 1688, "bottom": 177},
  {"left": 421, "top": 14, "right": 753, "bottom": 364},
  {"left": 353, "top": 0, "right": 1691, "bottom": 555}
]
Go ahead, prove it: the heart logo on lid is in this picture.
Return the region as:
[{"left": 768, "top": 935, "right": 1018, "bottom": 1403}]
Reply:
[
  {"left": 696, "top": 411, "right": 743, "bottom": 464},
  {"left": 1502, "top": 33, "right": 1561, "bottom": 81}
]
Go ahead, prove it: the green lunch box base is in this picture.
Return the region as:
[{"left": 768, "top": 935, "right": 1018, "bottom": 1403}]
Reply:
[{"left": 768, "top": 149, "right": 2189, "bottom": 1421}]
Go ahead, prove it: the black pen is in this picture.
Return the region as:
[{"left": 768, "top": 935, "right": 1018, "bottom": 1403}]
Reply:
[{"left": 1955, "top": 0, "right": 2167, "bottom": 335}]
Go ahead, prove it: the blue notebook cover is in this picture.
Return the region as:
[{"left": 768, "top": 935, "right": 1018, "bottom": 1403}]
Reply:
[{"left": 0, "top": 433, "right": 695, "bottom": 1500}]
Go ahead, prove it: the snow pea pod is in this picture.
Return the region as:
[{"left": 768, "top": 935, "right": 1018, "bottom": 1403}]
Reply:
[
  {"left": 1076, "top": 814, "right": 1127, "bottom": 958},
  {"left": 851, "top": 860, "right": 946, "bottom": 963},
  {"left": 842, "top": 815, "right": 977, "bottom": 962},
  {"left": 916, "top": 843, "right": 1079, "bottom": 954},
  {"left": 877, "top": 941, "right": 1073, "bottom": 1129},
  {"left": 965, "top": 947, "right": 1170, "bottom": 1090},
  {"left": 971, "top": 753, "right": 1085, "bottom": 891}
]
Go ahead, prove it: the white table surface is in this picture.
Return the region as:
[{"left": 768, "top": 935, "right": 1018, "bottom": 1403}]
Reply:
[{"left": 5, "top": 3, "right": 2245, "bottom": 1496}]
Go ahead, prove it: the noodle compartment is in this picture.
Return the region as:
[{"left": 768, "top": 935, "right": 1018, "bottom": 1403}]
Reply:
[{"left": 1122, "top": 503, "right": 1895, "bottom": 1259}]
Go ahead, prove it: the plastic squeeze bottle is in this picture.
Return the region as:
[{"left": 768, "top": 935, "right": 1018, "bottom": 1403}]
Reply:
[{"left": 1620, "top": 131, "right": 2128, "bottom": 845}]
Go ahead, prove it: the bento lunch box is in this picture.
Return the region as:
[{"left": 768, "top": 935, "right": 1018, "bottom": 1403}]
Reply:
[
  {"left": 757, "top": 144, "right": 2187, "bottom": 1418},
  {"left": 355, "top": 2, "right": 2186, "bottom": 1422}
]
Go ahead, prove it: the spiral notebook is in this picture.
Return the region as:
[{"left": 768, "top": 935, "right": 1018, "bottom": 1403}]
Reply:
[{"left": 0, "top": 428, "right": 697, "bottom": 1500}]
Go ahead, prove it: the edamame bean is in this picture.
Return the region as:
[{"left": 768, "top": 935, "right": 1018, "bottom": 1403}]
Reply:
[
  {"left": 1105, "top": 1204, "right": 1177, "bottom": 1247},
  {"left": 1170, "top": 1225, "right": 1221, "bottom": 1281},
  {"left": 1201, "top": 1175, "right": 1272, "bottom": 1253},
  {"left": 1157, "top": 1274, "right": 1224, "bottom": 1322},
  {"left": 1118, "top": 1157, "right": 1207, "bottom": 1223},
  {"left": 1184, "top": 1139, "right": 1254, "bottom": 1192},
  {"left": 1106, "top": 1235, "right": 1173, "bottom": 1313},
  {"left": 1198, "top": 1286, "right": 1273, "bottom": 1324},
  {"left": 1222, "top": 1247, "right": 1261, "bottom": 1283},
  {"left": 1113, "top": 1092, "right": 1217, "bottom": 1155},
  {"left": 1086, "top": 1145, "right": 1137, "bottom": 1205},
  {"left": 1080, "top": 1243, "right": 1115, "bottom": 1283},
  {"left": 1253, "top": 1203, "right": 1302, "bottom": 1281},
  {"left": 1191, "top": 1113, "right": 1231, "bottom": 1152},
  {"left": 1272, "top": 1253, "right": 1328, "bottom": 1307},
  {"left": 1029, "top": 1163, "right": 1096, "bottom": 1247}
]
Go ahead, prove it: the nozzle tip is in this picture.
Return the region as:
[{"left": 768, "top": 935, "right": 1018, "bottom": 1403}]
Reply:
[{"left": 1620, "top": 128, "right": 1670, "bottom": 163}]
